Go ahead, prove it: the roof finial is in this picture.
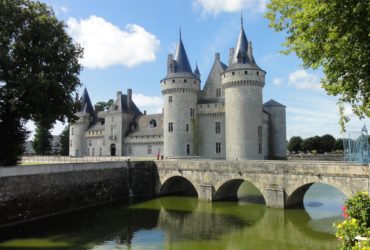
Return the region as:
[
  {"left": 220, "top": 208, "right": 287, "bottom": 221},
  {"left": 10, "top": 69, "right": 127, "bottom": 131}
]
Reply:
[
  {"left": 241, "top": 11, "right": 243, "bottom": 26},
  {"left": 179, "top": 26, "right": 182, "bottom": 40}
]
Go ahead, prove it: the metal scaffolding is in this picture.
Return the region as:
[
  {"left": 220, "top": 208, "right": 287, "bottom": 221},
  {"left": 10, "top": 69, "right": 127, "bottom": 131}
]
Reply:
[{"left": 343, "top": 125, "right": 369, "bottom": 164}]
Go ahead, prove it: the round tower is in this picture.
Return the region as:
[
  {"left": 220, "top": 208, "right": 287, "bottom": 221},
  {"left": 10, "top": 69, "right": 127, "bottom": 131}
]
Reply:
[
  {"left": 222, "top": 18, "right": 266, "bottom": 160},
  {"left": 160, "top": 32, "right": 200, "bottom": 157},
  {"left": 264, "top": 100, "right": 287, "bottom": 159},
  {"left": 70, "top": 88, "right": 95, "bottom": 157}
]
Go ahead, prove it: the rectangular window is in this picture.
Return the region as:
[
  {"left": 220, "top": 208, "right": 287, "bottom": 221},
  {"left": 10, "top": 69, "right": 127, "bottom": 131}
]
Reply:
[
  {"left": 216, "top": 88, "right": 221, "bottom": 97},
  {"left": 99, "top": 148, "right": 102, "bottom": 156},
  {"left": 71, "top": 127, "right": 74, "bottom": 135},
  {"left": 88, "top": 140, "right": 92, "bottom": 146},
  {"left": 216, "top": 142, "right": 221, "bottom": 154},
  {"left": 92, "top": 148, "right": 95, "bottom": 156},
  {"left": 215, "top": 122, "right": 221, "bottom": 134},
  {"left": 168, "top": 122, "right": 173, "bottom": 132},
  {"left": 70, "top": 140, "right": 72, "bottom": 147},
  {"left": 186, "top": 144, "right": 190, "bottom": 155},
  {"left": 169, "top": 96, "right": 172, "bottom": 103},
  {"left": 147, "top": 145, "right": 152, "bottom": 155},
  {"left": 87, "top": 148, "right": 90, "bottom": 156},
  {"left": 128, "top": 146, "right": 132, "bottom": 155},
  {"left": 258, "top": 125, "right": 262, "bottom": 155},
  {"left": 186, "top": 124, "right": 189, "bottom": 132},
  {"left": 190, "top": 108, "right": 194, "bottom": 117}
]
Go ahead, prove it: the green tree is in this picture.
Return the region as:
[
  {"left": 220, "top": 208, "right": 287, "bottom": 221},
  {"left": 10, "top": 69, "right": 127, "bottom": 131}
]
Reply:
[
  {"left": 32, "top": 124, "right": 52, "bottom": 155},
  {"left": 59, "top": 126, "right": 69, "bottom": 156},
  {"left": 320, "top": 134, "right": 336, "bottom": 153},
  {"left": 265, "top": 0, "right": 370, "bottom": 130},
  {"left": 334, "top": 138, "right": 344, "bottom": 151},
  {"left": 288, "top": 136, "right": 303, "bottom": 153},
  {"left": 0, "top": 0, "right": 83, "bottom": 165},
  {"left": 303, "top": 136, "right": 322, "bottom": 153},
  {"left": 0, "top": 97, "right": 29, "bottom": 166},
  {"left": 95, "top": 99, "right": 114, "bottom": 112}
]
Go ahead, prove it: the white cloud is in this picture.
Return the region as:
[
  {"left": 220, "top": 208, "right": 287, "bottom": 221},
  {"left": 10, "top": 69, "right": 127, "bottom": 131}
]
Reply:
[
  {"left": 60, "top": 6, "right": 68, "bottom": 13},
  {"left": 132, "top": 94, "right": 163, "bottom": 114},
  {"left": 288, "top": 69, "right": 321, "bottom": 90},
  {"left": 66, "top": 16, "right": 160, "bottom": 69},
  {"left": 272, "top": 77, "right": 283, "bottom": 86},
  {"left": 193, "top": 0, "right": 267, "bottom": 15}
]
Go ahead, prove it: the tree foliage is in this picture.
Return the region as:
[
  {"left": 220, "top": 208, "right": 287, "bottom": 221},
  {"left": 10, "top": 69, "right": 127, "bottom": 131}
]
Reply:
[
  {"left": 265, "top": 0, "right": 370, "bottom": 130},
  {"left": 59, "top": 125, "right": 69, "bottom": 156},
  {"left": 32, "top": 123, "right": 52, "bottom": 155},
  {"left": 95, "top": 99, "right": 114, "bottom": 112},
  {"left": 0, "top": 95, "right": 29, "bottom": 166},
  {"left": 288, "top": 136, "right": 303, "bottom": 153},
  {"left": 320, "top": 134, "right": 336, "bottom": 153},
  {"left": 0, "top": 0, "right": 83, "bottom": 165}
]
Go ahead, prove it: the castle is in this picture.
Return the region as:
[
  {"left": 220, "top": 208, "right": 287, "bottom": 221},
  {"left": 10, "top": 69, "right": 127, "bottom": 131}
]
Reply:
[{"left": 69, "top": 19, "right": 287, "bottom": 160}]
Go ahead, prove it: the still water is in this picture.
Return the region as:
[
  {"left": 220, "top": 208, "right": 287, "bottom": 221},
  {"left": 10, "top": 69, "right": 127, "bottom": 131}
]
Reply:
[{"left": 0, "top": 183, "right": 345, "bottom": 250}]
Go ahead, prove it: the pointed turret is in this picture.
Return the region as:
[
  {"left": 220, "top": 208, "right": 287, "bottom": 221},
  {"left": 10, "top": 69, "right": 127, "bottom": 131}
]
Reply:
[
  {"left": 230, "top": 15, "right": 249, "bottom": 65},
  {"left": 194, "top": 62, "right": 200, "bottom": 79},
  {"left": 79, "top": 88, "right": 95, "bottom": 118},
  {"left": 173, "top": 30, "right": 193, "bottom": 73}
]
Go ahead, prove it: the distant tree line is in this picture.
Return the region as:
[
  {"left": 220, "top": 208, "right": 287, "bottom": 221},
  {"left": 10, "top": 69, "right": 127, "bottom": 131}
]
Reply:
[{"left": 288, "top": 134, "right": 344, "bottom": 154}]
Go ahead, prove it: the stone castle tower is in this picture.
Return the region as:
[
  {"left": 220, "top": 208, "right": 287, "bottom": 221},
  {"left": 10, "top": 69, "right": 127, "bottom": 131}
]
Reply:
[
  {"left": 222, "top": 18, "right": 265, "bottom": 160},
  {"left": 160, "top": 31, "right": 201, "bottom": 157}
]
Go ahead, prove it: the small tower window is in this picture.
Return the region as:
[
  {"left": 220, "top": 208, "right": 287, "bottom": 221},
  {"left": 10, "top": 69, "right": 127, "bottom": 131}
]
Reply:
[
  {"left": 186, "top": 124, "right": 189, "bottom": 132},
  {"left": 168, "top": 96, "right": 172, "bottom": 103},
  {"left": 184, "top": 79, "right": 187, "bottom": 83},
  {"left": 147, "top": 145, "right": 152, "bottom": 155},
  {"left": 186, "top": 144, "right": 190, "bottom": 155},
  {"left": 216, "top": 142, "right": 221, "bottom": 154},
  {"left": 232, "top": 72, "right": 235, "bottom": 75},
  {"left": 190, "top": 108, "right": 195, "bottom": 117},
  {"left": 172, "top": 79, "right": 175, "bottom": 83},
  {"left": 168, "top": 122, "right": 173, "bottom": 132},
  {"left": 215, "top": 122, "right": 221, "bottom": 134},
  {"left": 245, "top": 71, "right": 248, "bottom": 74},
  {"left": 216, "top": 88, "right": 221, "bottom": 97},
  {"left": 257, "top": 71, "right": 259, "bottom": 75},
  {"left": 71, "top": 127, "right": 74, "bottom": 135}
]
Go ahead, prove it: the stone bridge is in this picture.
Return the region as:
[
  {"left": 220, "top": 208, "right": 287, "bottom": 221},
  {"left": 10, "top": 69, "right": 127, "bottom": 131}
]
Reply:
[{"left": 154, "top": 160, "right": 370, "bottom": 208}]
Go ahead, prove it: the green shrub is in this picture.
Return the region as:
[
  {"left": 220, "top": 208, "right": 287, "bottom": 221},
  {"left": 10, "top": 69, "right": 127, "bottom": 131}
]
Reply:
[{"left": 335, "top": 192, "right": 370, "bottom": 249}]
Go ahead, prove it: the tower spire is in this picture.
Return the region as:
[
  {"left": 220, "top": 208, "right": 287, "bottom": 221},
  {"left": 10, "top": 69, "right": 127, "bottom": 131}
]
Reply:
[{"left": 241, "top": 11, "right": 243, "bottom": 26}]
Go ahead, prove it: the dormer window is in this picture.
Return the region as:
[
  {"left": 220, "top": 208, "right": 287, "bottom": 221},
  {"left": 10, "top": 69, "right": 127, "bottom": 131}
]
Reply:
[{"left": 150, "top": 119, "right": 157, "bottom": 128}]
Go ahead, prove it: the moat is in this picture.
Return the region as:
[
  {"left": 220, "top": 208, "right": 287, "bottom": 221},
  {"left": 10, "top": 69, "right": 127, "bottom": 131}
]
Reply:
[{"left": 0, "top": 183, "right": 344, "bottom": 250}]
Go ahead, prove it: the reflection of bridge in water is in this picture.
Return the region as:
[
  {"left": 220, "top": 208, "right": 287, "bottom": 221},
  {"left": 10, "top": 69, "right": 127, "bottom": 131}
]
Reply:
[
  {"left": 155, "top": 160, "right": 369, "bottom": 208},
  {"left": 156, "top": 197, "right": 339, "bottom": 249}
]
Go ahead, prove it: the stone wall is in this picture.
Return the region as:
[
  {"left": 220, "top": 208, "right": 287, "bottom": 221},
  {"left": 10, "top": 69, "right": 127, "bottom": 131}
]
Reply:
[{"left": 0, "top": 161, "right": 156, "bottom": 228}]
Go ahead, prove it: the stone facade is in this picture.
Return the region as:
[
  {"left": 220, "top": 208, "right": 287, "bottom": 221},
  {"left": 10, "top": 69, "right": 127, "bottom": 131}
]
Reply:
[{"left": 69, "top": 20, "right": 287, "bottom": 160}]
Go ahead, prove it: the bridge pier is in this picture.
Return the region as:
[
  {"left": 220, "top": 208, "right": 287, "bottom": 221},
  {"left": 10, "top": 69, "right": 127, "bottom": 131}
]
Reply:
[
  {"left": 265, "top": 185, "right": 286, "bottom": 208},
  {"left": 198, "top": 184, "right": 214, "bottom": 201}
]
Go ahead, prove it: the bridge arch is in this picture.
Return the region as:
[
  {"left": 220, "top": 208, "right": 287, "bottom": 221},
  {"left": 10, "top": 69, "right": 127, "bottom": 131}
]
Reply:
[
  {"left": 214, "top": 179, "right": 265, "bottom": 203},
  {"left": 160, "top": 176, "right": 198, "bottom": 197},
  {"left": 286, "top": 181, "right": 348, "bottom": 208}
]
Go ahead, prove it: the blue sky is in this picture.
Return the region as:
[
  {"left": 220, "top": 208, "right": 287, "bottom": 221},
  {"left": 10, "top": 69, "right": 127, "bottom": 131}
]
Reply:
[{"left": 29, "top": 0, "right": 369, "bottom": 139}]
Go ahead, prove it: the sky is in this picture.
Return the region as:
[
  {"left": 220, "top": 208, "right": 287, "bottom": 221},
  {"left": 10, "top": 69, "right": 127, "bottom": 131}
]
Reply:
[{"left": 28, "top": 0, "right": 369, "bottom": 139}]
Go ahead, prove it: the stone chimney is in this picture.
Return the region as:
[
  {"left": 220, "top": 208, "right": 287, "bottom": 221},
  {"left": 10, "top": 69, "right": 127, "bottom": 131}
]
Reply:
[
  {"left": 229, "top": 48, "right": 234, "bottom": 65},
  {"left": 215, "top": 52, "right": 220, "bottom": 61},
  {"left": 127, "top": 89, "right": 132, "bottom": 110},
  {"left": 143, "top": 110, "right": 147, "bottom": 115}
]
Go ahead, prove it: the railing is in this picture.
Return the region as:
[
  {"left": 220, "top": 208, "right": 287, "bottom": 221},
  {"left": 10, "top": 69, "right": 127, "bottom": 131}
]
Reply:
[{"left": 21, "top": 155, "right": 156, "bottom": 164}]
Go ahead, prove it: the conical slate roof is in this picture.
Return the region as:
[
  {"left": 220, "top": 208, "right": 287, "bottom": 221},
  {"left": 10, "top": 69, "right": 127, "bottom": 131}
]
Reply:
[
  {"left": 173, "top": 32, "right": 192, "bottom": 73},
  {"left": 263, "top": 99, "right": 286, "bottom": 108},
  {"left": 80, "top": 88, "right": 95, "bottom": 118},
  {"left": 230, "top": 20, "right": 248, "bottom": 65},
  {"left": 204, "top": 53, "right": 227, "bottom": 90},
  {"left": 194, "top": 62, "right": 200, "bottom": 79}
]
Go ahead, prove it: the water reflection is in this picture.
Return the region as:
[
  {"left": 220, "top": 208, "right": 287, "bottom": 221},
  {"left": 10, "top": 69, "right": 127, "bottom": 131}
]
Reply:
[{"left": 0, "top": 194, "right": 341, "bottom": 250}]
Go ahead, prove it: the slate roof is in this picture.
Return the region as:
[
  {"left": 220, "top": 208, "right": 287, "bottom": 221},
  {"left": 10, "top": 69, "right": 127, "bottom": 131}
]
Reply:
[
  {"left": 115, "top": 94, "right": 142, "bottom": 115},
  {"left": 173, "top": 32, "right": 193, "bottom": 74},
  {"left": 264, "top": 99, "right": 286, "bottom": 108},
  {"left": 79, "top": 88, "right": 95, "bottom": 118}
]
